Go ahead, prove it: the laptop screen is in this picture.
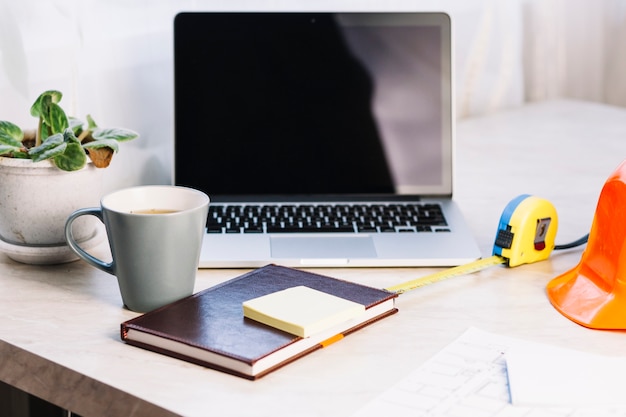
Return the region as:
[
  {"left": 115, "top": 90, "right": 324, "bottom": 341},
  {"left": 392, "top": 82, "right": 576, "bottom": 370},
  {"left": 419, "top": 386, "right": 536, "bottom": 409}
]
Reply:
[{"left": 174, "top": 12, "right": 452, "bottom": 200}]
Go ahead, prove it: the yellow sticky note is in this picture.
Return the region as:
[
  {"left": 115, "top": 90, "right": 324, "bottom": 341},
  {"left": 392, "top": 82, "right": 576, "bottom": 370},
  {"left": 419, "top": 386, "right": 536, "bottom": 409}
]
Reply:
[{"left": 243, "top": 286, "right": 365, "bottom": 337}]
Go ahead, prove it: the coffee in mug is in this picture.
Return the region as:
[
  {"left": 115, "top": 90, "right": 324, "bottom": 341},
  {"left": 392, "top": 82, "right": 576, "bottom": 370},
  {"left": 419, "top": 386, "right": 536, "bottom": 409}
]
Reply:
[{"left": 130, "top": 209, "right": 181, "bottom": 214}]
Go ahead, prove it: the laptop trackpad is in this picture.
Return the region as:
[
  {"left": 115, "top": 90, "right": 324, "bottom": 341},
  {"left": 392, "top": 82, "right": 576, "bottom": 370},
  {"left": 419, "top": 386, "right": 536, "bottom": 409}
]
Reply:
[{"left": 270, "top": 236, "right": 377, "bottom": 259}]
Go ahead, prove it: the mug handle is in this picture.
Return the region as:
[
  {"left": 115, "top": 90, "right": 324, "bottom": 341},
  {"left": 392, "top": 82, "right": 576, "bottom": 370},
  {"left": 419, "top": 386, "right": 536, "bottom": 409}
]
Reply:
[{"left": 65, "top": 207, "right": 114, "bottom": 275}]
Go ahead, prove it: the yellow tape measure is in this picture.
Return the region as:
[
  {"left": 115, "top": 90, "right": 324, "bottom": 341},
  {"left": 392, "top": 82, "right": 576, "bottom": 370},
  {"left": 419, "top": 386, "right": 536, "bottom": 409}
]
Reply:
[
  {"left": 385, "top": 255, "right": 506, "bottom": 294},
  {"left": 385, "top": 195, "right": 560, "bottom": 294}
]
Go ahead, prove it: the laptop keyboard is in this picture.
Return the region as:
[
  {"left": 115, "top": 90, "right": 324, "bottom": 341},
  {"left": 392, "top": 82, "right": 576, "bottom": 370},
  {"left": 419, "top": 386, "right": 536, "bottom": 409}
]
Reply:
[{"left": 207, "top": 203, "right": 449, "bottom": 234}]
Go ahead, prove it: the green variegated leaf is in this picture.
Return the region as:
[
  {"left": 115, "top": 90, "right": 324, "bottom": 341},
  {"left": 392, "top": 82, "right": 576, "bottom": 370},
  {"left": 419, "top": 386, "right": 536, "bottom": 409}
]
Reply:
[
  {"left": 30, "top": 90, "right": 62, "bottom": 117},
  {"left": 41, "top": 132, "right": 64, "bottom": 145},
  {"left": 0, "top": 120, "right": 24, "bottom": 147},
  {"left": 0, "top": 134, "right": 22, "bottom": 148},
  {"left": 53, "top": 142, "right": 87, "bottom": 171},
  {"left": 0, "top": 145, "right": 18, "bottom": 155},
  {"left": 69, "top": 117, "right": 84, "bottom": 134},
  {"left": 11, "top": 151, "right": 30, "bottom": 159},
  {"left": 92, "top": 127, "right": 138, "bottom": 142},
  {"left": 48, "top": 102, "right": 69, "bottom": 135},
  {"left": 28, "top": 133, "right": 64, "bottom": 160},
  {"left": 86, "top": 114, "right": 98, "bottom": 130},
  {"left": 63, "top": 128, "right": 80, "bottom": 144},
  {"left": 30, "top": 142, "right": 67, "bottom": 162},
  {"left": 81, "top": 138, "right": 120, "bottom": 152}
]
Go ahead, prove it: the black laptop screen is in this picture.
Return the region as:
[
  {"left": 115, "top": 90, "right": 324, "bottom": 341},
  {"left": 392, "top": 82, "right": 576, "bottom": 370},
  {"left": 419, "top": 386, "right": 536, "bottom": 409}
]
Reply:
[{"left": 174, "top": 12, "right": 452, "bottom": 199}]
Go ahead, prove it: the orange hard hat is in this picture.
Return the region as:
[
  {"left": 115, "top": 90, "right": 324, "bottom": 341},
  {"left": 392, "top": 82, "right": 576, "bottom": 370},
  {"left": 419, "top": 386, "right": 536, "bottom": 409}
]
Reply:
[{"left": 546, "top": 159, "right": 626, "bottom": 329}]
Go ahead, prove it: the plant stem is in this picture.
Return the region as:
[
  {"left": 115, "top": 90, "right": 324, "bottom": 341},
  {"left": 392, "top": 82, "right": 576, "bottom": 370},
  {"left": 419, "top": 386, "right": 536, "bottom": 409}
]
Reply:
[{"left": 36, "top": 117, "right": 43, "bottom": 147}]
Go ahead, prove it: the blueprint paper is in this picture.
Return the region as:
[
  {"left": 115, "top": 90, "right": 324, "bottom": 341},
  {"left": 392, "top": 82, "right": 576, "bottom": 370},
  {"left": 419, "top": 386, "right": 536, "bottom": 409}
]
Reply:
[{"left": 352, "top": 327, "right": 626, "bottom": 417}]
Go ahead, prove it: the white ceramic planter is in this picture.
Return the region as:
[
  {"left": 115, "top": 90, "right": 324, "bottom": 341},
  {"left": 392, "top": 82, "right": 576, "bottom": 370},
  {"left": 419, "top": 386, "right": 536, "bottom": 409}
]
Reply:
[{"left": 0, "top": 157, "right": 105, "bottom": 264}]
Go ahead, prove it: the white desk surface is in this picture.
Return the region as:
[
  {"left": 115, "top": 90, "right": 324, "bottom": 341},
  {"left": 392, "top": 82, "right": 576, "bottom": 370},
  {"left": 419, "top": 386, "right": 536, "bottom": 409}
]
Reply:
[{"left": 2, "top": 99, "right": 626, "bottom": 417}]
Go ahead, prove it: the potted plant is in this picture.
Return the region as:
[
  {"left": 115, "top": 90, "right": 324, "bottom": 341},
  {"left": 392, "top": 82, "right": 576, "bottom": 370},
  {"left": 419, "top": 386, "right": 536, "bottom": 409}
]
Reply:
[{"left": 0, "top": 90, "right": 138, "bottom": 264}]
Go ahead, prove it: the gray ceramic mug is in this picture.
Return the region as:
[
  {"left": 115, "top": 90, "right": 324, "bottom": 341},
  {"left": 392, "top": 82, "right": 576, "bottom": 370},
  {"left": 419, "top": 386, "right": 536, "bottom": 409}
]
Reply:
[{"left": 65, "top": 185, "right": 210, "bottom": 312}]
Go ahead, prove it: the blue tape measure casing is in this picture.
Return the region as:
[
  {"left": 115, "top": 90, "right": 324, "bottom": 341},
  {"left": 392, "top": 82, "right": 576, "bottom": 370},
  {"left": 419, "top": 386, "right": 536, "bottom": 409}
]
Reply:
[{"left": 492, "top": 195, "right": 558, "bottom": 267}]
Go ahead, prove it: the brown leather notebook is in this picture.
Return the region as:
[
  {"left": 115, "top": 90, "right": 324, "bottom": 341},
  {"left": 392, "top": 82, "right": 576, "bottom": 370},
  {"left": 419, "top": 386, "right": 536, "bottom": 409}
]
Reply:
[{"left": 120, "top": 264, "right": 398, "bottom": 380}]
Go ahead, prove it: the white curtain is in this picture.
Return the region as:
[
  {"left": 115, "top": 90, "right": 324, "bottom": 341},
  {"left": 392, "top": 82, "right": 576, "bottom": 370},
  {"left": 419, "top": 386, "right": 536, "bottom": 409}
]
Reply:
[
  {"left": 523, "top": 0, "right": 626, "bottom": 107},
  {"left": 0, "top": 0, "right": 624, "bottom": 189}
]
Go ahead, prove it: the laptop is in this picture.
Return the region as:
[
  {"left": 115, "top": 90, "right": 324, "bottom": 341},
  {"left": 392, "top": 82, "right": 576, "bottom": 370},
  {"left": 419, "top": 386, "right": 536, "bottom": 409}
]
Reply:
[{"left": 173, "top": 11, "right": 481, "bottom": 268}]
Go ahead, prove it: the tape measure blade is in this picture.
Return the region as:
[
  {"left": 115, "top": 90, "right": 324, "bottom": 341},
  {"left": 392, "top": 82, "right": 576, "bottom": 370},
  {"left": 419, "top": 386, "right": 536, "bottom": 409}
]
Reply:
[{"left": 386, "top": 256, "right": 505, "bottom": 294}]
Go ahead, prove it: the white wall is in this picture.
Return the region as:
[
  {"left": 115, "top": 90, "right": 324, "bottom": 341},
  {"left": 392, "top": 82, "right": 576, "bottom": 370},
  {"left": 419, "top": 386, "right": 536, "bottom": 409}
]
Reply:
[{"left": 0, "top": 0, "right": 621, "bottom": 192}]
